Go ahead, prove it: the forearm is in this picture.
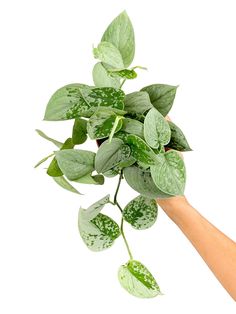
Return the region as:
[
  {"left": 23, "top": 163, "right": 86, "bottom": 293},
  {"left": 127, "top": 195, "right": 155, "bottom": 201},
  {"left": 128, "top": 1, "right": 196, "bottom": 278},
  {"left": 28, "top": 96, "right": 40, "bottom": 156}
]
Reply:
[{"left": 157, "top": 196, "right": 236, "bottom": 301}]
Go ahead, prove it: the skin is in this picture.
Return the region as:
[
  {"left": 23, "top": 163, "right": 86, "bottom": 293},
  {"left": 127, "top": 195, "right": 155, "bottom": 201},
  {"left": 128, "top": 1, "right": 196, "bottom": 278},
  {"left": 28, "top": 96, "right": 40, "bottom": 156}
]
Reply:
[{"left": 157, "top": 196, "right": 236, "bottom": 301}]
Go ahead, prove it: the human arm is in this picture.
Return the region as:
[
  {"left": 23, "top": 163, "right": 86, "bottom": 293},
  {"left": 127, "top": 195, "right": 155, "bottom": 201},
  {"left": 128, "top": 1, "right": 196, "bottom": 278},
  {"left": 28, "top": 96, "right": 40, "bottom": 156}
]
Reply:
[{"left": 157, "top": 196, "right": 236, "bottom": 301}]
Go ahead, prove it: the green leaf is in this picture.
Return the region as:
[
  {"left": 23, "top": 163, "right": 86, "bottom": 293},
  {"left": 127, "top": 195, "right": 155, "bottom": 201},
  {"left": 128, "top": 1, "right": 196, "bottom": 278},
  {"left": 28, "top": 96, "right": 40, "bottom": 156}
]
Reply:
[
  {"left": 123, "top": 195, "right": 158, "bottom": 230},
  {"left": 123, "top": 134, "right": 157, "bottom": 165},
  {"left": 167, "top": 121, "right": 192, "bottom": 152},
  {"left": 144, "top": 108, "right": 171, "bottom": 149},
  {"left": 121, "top": 118, "right": 144, "bottom": 139},
  {"left": 87, "top": 108, "right": 123, "bottom": 140},
  {"left": 44, "top": 84, "right": 125, "bottom": 120},
  {"left": 118, "top": 260, "right": 161, "bottom": 298},
  {"left": 101, "top": 10, "right": 135, "bottom": 67},
  {"left": 78, "top": 195, "right": 120, "bottom": 251},
  {"left": 124, "top": 91, "right": 153, "bottom": 114},
  {"left": 95, "top": 138, "right": 131, "bottom": 173},
  {"left": 93, "top": 41, "right": 124, "bottom": 69},
  {"left": 35, "top": 129, "right": 63, "bottom": 148},
  {"left": 150, "top": 150, "right": 186, "bottom": 195},
  {"left": 92, "top": 62, "right": 120, "bottom": 88},
  {"left": 103, "top": 167, "right": 120, "bottom": 178},
  {"left": 74, "top": 173, "right": 104, "bottom": 185},
  {"left": 123, "top": 165, "right": 172, "bottom": 199},
  {"left": 53, "top": 176, "right": 83, "bottom": 194},
  {"left": 109, "top": 68, "right": 137, "bottom": 79},
  {"left": 34, "top": 153, "right": 54, "bottom": 168},
  {"left": 72, "top": 118, "right": 88, "bottom": 145},
  {"left": 55, "top": 149, "right": 95, "bottom": 180},
  {"left": 47, "top": 138, "right": 74, "bottom": 177},
  {"left": 141, "top": 84, "right": 178, "bottom": 117}
]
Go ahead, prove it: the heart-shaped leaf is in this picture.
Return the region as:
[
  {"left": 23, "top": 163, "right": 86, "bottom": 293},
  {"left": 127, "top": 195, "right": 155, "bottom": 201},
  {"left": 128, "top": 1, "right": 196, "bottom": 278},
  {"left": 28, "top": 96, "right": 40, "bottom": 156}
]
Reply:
[
  {"left": 93, "top": 41, "right": 124, "bottom": 69},
  {"left": 141, "top": 84, "right": 178, "bottom": 117},
  {"left": 124, "top": 91, "right": 153, "bottom": 114},
  {"left": 124, "top": 134, "right": 157, "bottom": 165},
  {"left": 123, "top": 195, "right": 158, "bottom": 230},
  {"left": 167, "top": 121, "right": 192, "bottom": 152},
  {"left": 78, "top": 195, "right": 120, "bottom": 251},
  {"left": 72, "top": 118, "right": 88, "bottom": 145},
  {"left": 101, "top": 11, "right": 135, "bottom": 68},
  {"left": 47, "top": 138, "right": 75, "bottom": 177},
  {"left": 150, "top": 150, "right": 186, "bottom": 195},
  {"left": 53, "top": 176, "right": 83, "bottom": 194},
  {"left": 92, "top": 62, "right": 120, "bottom": 88},
  {"left": 123, "top": 165, "right": 172, "bottom": 199},
  {"left": 55, "top": 149, "right": 95, "bottom": 180},
  {"left": 95, "top": 138, "right": 131, "bottom": 173},
  {"left": 74, "top": 173, "right": 104, "bottom": 185},
  {"left": 144, "top": 107, "right": 171, "bottom": 149},
  {"left": 118, "top": 260, "right": 162, "bottom": 298},
  {"left": 44, "top": 84, "right": 125, "bottom": 120},
  {"left": 87, "top": 108, "right": 123, "bottom": 140}
]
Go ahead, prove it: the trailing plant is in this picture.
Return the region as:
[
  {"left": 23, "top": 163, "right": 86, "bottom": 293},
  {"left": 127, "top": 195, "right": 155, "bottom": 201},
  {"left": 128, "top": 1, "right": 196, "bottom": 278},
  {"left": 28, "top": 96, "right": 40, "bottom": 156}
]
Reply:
[{"left": 35, "top": 10, "right": 192, "bottom": 298}]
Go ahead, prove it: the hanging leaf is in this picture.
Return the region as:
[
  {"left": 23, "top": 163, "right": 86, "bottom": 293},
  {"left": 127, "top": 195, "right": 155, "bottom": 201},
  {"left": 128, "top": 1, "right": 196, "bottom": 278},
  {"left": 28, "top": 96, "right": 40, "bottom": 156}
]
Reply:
[
  {"left": 35, "top": 129, "right": 63, "bottom": 148},
  {"left": 144, "top": 108, "right": 171, "bottom": 149},
  {"left": 121, "top": 118, "right": 144, "bottom": 139},
  {"left": 150, "top": 150, "right": 186, "bottom": 195},
  {"left": 141, "top": 84, "right": 178, "bottom": 117},
  {"left": 101, "top": 10, "right": 135, "bottom": 68},
  {"left": 47, "top": 138, "right": 74, "bottom": 177},
  {"left": 123, "top": 165, "right": 171, "bottom": 199},
  {"left": 95, "top": 138, "right": 131, "bottom": 173},
  {"left": 92, "top": 62, "right": 120, "bottom": 88},
  {"left": 123, "top": 195, "right": 158, "bottom": 230},
  {"left": 167, "top": 121, "right": 192, "bottom": 152},
  {"left": 124, "top": 91, "right": 153, "bottom": 114},
  {"left": 72, "top": 118, "right": 88, "bottom": 145},
  {"left": 87, "top": 108, "right": 123, "bottom": 140},
  {"left": 53, "top": 176, "right": 83, "bottom": 194},
  {"left": 55, "top": 149, "right": 95, "bottom": 180},
  {"left": 34, "top": 153, "right": 54, "bottom": 168},
  {"left": 44, "top": 84, "right": 125, "bottom": 120},
  {"left": 78, "top": 195, "right": 120, "bottom": 251},
  {"left": 118, "top": 260, "right": 162, "bottom": 298},
  {"left": 93, "top": 41, "right": 124, "bottom": 69}
]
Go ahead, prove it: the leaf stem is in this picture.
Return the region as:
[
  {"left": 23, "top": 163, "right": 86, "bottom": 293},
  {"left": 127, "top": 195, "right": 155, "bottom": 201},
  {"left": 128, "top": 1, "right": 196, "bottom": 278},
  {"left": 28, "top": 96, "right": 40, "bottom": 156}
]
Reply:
[
  {"left": 113, "top": 170, "right": 133, "bottom": 260},
  {"left": 119, "top": 78, "right": 127, "bottom": 89}
]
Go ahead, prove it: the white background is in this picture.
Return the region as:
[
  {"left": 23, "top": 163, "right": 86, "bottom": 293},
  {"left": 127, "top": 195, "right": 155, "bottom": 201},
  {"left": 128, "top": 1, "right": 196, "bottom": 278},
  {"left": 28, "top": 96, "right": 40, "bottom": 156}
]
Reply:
[{"left": 0, "top": 0, "right": 236, "bottom": 312}]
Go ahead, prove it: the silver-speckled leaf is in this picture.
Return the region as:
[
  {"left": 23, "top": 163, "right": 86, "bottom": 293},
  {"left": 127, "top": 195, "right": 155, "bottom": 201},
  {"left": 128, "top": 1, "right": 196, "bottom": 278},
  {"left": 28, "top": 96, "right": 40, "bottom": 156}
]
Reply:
[
  {"left": 118, "top": 260, "right": 162, "bottom": 298},
  {"left": 92, "top": 62, "right": 120, "bottom": 88},
  {"left": 54, "top": 149, "right": 95, "bottom": 180},
  {"left": 124, "top": 91, "right": 153, "bottom": 114},
  {"left": 93, "top": 41, "right": 124, "bottom": 69},
  {"left": 95, "top": 138, "right": 131, "bottom": 173},
  {"left": 44, "top": 84, "right": 125, "bottom": 120},
  {"left": 78, "top": 195, "right": 120, "bottom": 251},
  {"left": 141, "top": 84, "right": 178, "bottom": 117},
  {"left": 124, "top": 134, "right": 157, "bottom": 165},
  {"left": 150, "top": 150, "right": 186, "bottom": 195},
  {"left": 109, "top": 68, "right": 137, "bottom": 79},
  {"left": 101, "top": 11, "right": 135, "bottom": 68},
  {"left": 123, "top": 195, "right": 158, "bottom": 230},
  {"left": 87, "top": 109, "right": 123, "bottom": 140},
  {"left": 123, "top": 165, "right": 172, "bottom": 199},
  {"left": 144, "top": 108, "right": 171, "bottom": 149},
  {"left": 167, "top": 121, "right": 192, "bottom": 152}
]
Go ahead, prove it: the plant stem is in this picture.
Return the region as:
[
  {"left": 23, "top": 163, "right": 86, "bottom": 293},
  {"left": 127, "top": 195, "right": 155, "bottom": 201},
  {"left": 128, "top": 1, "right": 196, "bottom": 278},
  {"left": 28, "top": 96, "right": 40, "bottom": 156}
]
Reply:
[
  {"left": 120, "top": 217, "right": 133, "bottom": 260},
  {"left": 113, "top": 170, "right": 133, "bottom": 260},
  {"left": 120, "top": 78, "right": 126, "bottom": 88}
]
